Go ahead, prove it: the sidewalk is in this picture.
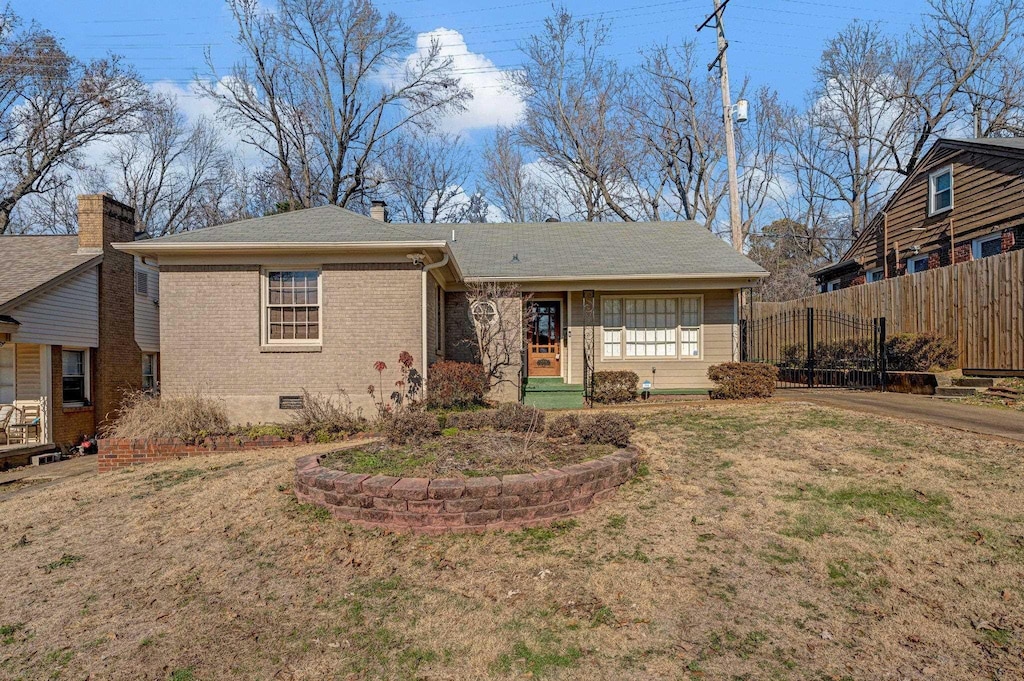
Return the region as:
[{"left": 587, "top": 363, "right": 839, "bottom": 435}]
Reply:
[
  {"left": 0, "top": 455, "right": 97, "bottom": 502},
  {"left": 778, "top": 389, "right": 1024, "bottom": 443}
]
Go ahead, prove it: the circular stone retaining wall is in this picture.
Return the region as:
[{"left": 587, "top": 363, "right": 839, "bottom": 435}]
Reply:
[{"left": 293, "top": 447, "right": 640, "bottom": 534}]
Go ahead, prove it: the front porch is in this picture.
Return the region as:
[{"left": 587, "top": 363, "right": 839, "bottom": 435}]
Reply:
[
  {"left": 1, "top": 342, "right": 54, "bottom": 454},
  {"left": 0, "top": 442, "right": 59, "bottom": 470}
]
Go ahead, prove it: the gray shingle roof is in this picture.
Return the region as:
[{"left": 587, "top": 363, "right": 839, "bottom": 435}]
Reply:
[
  {"left": 953, "top": 137, "right": 1024, "bottom": 151},
  {"left": 138, "top": 205, "right": 766, "bottom": 280},
  {"left": 0, "top": 236, "right": 101, "bottom": 310}
]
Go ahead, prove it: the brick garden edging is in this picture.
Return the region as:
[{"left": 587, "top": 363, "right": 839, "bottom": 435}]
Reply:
[
  {"left": 98, "top": 435, "right": 313, "bottom": 472},
  {"left": 292, "top": 447, "right": 641, "bottom": 534}
]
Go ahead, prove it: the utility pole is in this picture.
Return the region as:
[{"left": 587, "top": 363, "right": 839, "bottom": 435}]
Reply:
[{"left": 698, "top": 0, "right": 742, "bottom": 252}]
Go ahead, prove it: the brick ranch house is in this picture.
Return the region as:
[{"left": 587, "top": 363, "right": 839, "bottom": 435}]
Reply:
[
  {"left": 0, "top": 194, "right": 160, "bottom": 454},
  {"left": 115, "top": 204, "right": 767, "bottom": 424},
  {"left": 813, "top": 137, "right": 1024, "bottom": 291}
]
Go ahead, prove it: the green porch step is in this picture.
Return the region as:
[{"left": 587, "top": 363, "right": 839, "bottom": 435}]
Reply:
[{"left": 523, "top": 378, "right": 585, "bottom": 409}]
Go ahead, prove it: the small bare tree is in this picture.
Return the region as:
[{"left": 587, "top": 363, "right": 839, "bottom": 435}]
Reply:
[
  {"left": 378, "top": 131, "right": 473, "bottom": 223},
  {"left": 464, "top": 283, "right": 533, "bottom": 393}
]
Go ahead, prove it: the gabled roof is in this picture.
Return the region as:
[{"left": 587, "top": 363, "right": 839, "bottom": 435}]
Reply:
[
  {"left": 810, "top": 136, "right": 1024, "bottom": 278},
  {"left": 117, "top": 205, "right": 767, "bottom": 281},
  {"left": 0, "top": 236, "right": 101, "bottom": 311}
]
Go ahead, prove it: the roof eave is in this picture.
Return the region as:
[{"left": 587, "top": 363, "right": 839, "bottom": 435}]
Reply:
[
  {"left": 112, "top": 240, "right": 452, "bottom": 255},
  {"left": 462, "top": 271, "right": 769, "bottom": 284}
]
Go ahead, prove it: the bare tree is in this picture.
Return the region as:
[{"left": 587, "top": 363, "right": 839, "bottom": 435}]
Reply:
[
  {"left": 510, "top": 6, "right": 639, "bottom": 222},
  {"left": 481, "top": 127, "right": 560, "bottom": 222},
  {"left": 204, "top": 0, "right": 471, "bottom": 212},
  {"left": 892, "top": 0, "right": 1024, "bottom": 171},
  {"left": 809, "top": 20, "right": 911, "bottom": 237},
  {"left": 0, "top": 10, "right": 150, "bottom": 233},
  {"left": 378, "top": 132, "right": 472, "bottom": 223},
  {"left": 630, "top": 41, "right": 727, "bottom": 228},
  {"left": 107, "top": 97, "right": 230, "bottom": 237},
  {"left": 748, "top": 218, "right": 829, "bottom": 302},
  {"left": 464, "top": 283, "right": 533, "bottom": 393},
  {"left": 735, "top": 86, "right": 784, "bottom": 246}
]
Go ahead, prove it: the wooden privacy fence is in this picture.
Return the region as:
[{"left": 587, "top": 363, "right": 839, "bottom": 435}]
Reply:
[{"left": 750, "top": 249, "right": 1024, "bottom": 371}]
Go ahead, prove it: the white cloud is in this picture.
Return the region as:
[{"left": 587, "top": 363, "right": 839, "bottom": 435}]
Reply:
[{"left": 407, "top": 28, "right": 525, "bottom": 133}]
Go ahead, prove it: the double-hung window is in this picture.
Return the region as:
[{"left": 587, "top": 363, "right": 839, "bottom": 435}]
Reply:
[
  {"left": 264, "top": 270, "right": 321, "bottom": 344},
  {"left": 62, "top": 349, "right": 88, "bottom": 405},
  {"left": 601, "top": 296, "right": 702, "bottom": 360},
  {"left": 929, "top": 166, "right": 953, "bottom": 215},
  {"left": 142, "top": 353, "right": 157, "bottom": 391}
]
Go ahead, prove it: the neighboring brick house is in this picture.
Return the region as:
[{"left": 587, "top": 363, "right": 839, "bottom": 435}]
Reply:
[
  {"left": 813, "top": 137, "right": 1024, "bottom": 291},
  {"left": 0, "top": 194, "right": 160, "bottom": 453},
  {"left": 117, "top": 204, "right": 767, "bottom": 424}
]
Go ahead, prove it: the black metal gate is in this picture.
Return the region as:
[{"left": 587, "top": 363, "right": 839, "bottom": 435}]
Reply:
[{"left": 741, "top": 308, "right": 887, "bottom": 390}]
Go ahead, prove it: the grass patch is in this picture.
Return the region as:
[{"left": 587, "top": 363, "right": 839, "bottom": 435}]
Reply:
[
  {"left": 142, "top": 468, "right": 204, "bottom": 490},
  {"left": 170, "top": 668, "right": 195, "bottom": 681},
  {"left": 495, "top": 640, "right": 583, "bottom": 677},
  {"left": 41, "top": 553, "right": 83, "bottom": 574},
  {"left": 784, "top": 485, "right": 951, "bottom": 522}
]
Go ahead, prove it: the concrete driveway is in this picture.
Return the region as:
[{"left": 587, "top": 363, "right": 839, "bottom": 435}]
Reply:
[{"left": 778, "top": 389, "right": 1024, "bottom": 444}]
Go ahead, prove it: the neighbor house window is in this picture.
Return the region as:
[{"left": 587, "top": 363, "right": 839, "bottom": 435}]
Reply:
[
  {"left": 601, "top": 296, "right": 702, "bottom": 359},
  {"left": 909, "top": 255, "right": 929, "bottom": 274},
  {"left": 264, "top": 270, "right": 321, "bottom": 344},
  {"left": 826, "top": 279, "right": 841, "bottom": 292},
  {"left": 142, "top": 353, "right": 157, "bottom": 391},
  {"left": 867, "top": 267, "right": 884, "bottom": 283},
  {"left": 972, "top": 234, "right": 1002, "bottom": 260},
  {"left": 929, "top": 166, "right": 953, "bottom": 215},
  {"left": 62, "top": 349, "right": 88, "bottom": 405}
]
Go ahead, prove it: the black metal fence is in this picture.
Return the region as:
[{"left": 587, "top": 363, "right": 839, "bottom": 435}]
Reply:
[{"left": 741, "top": 308, "right": 887, "bottom": 390}]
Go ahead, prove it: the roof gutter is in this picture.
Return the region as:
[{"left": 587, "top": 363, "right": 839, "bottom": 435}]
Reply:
[
  {"left": 419, "top": 252, "right": 450, "bottom": 400},
  {"left": 462, "top": 271, "right": 769, "bottom": 283},
  {"left": 112, "top": 240, "right": 451, "bottom": 255}
]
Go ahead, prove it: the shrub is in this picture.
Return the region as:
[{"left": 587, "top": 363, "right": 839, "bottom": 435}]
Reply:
[
  {"left": 445, "top": 410, "right": 495, "bottom": 431},
  {"left": 885, "top": 333, "right": 958, "bottom": 371},
  {"left": 813, "top": 339, "right": 873, "bottom": 368},
  {"left": 492, "top": 402, "right": 546, "bottom": 433},
  {"left": 246, "top": 424, "right": 288, "bottom": 439},
  {"left": 592, "top": 371, "right": 639, "bottom": 404},
  {"left": 101, "top": 390, "right": 231, "bottom": 443},
  {"left": 384, "top": 410, "right": 441, "bottom": 445},
  {"left": 425, "top": 361, "right": 488, "bottom": 409},
  {"left": 707, "top": 362, "right": 779, "bottom": 399},
  {"left": 289, "top": 389, "right": 367, "bottom": 439},
  {"left": 546, "top": 413, "right": 580, "bottom": 439},
  {"left": 577, "top": 413, "right": 633, "bottom": 447},
  {"left": 779, "top": 343, "right": 806, "bottom": 368}
]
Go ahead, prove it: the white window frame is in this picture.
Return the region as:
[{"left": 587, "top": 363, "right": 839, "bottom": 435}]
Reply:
[
  {"left": 142, "top": 353, "right": 158, "bottom": 391},
  {"left": 867, "top": 267, "right": 884, "bottom": 283},
  {"left": 972, "top": 233, "right": 1002, "bottom": 260},
  {"left": 0, "top": 344, "right": 15, "bottom": 405},
  {"left": 600, "top": 295, "right": 703, "bottom": 361},
  {"left": 826, "top": 279, "right": 841, "bottom": 292},
  {"left": 261, "top": 268, "right": 323, "bottom": 347},
  {"left": 909, "top": 255, "right": 929, "bottom": 274},
  {"left": 928, "top": 166, "right": 953, "bottom": 216},
  {"left": 62, "top": 348, "right": 90, "bottom": 407}
]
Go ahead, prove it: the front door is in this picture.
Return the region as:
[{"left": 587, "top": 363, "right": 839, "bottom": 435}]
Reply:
[{"left": 527, "top": 301, "right": 561, "bottom": 377}]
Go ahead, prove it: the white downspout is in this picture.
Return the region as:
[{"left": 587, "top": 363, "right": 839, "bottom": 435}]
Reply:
[{"left": 421, "top": 252, "right": 450, "bottom": 400}]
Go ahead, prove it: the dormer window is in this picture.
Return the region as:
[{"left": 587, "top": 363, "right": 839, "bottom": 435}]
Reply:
[{"left": 928, "top": 166, "right": 953, "bottom": 215}]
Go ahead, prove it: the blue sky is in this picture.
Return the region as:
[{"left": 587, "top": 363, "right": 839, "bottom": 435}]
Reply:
[
  {"left": 13, "top": 0, "right": 933, "bottom": 157},
  {"left": 17, "top": 0, "right": 930, "bottom": 101}
]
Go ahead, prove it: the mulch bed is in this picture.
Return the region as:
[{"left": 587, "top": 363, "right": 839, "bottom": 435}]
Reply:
[{"left": 320, "top": 430, "right": 616, "bottom": 478}]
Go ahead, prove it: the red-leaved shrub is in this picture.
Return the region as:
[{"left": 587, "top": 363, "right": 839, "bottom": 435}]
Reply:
[
  {"left": 707, "top": 362, "right": 778, "bottom": 399},
  {"left": 426, "top": 361, "right": 488, "bottom": 409}
]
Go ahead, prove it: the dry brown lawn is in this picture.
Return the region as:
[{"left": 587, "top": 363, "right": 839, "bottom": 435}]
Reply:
[{"left": 1, "top": 401, "right": 1023, "bottom": 681}]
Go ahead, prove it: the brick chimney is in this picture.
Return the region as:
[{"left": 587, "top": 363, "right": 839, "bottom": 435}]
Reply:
[
  {"left": 76, "top": 194, "right": 141, "bottom": 429},
  {"left": 370, "top": 200, "right": 388, "bottom": 222}
]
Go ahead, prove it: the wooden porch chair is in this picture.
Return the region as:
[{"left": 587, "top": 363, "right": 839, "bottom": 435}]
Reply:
[
  {"left": 7, "top": 404, "right": 41, "bottom": 445},
  {"left": 0, "top": 404, "right": 14, "bottom": 445}
]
